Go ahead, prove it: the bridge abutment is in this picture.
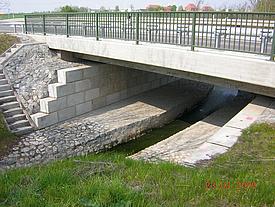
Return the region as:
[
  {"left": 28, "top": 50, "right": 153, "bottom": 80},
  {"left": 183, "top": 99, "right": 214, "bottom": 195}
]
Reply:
[{"left": 31, "top": 63, "right": 178, "bottom": 129}]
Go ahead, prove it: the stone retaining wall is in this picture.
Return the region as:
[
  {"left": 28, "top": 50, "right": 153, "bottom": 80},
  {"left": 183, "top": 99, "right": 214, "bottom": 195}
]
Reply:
[{"left": 31, "top": 62, "right": 178, "bottom": 129}]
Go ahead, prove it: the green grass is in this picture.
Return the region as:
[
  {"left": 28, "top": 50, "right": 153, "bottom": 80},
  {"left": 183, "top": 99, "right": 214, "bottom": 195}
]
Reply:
[
  {"left": 0, "top": 123, "right": 275, "bottom": 206},
  {"left": 0, "top": 112, "right": 18, "bottom": 159},
  {"left": 0, "top": 14, "right": 24, "bottom": 20},
  {"left": 0, "top": 34, "right": 20, "bottom": 159},
  {"left": 0, "top": 33, "right": 20, "bottom": 55}
]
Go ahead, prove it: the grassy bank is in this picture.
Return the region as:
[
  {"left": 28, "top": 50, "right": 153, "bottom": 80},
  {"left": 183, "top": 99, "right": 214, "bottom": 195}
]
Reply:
[
  {"left": 0, "top": 33, "right": 20, "bottom": 55},
  {"left": 0, "top": 34, "right": 20, "bottom": 159},
  {"left": 0, "top": 123, "right": 274, "bottom": 206}
]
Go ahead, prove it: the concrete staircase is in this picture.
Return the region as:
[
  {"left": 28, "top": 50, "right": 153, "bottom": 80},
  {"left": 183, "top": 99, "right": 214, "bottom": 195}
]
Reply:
[{"left": 0, "top": 44, "right": 33, "bottom": 135}]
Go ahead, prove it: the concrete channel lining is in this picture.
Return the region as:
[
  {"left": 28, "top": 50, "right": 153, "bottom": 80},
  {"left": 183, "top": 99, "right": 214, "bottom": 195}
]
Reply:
[{"left": 184, "top": 95, "right": 274, "bottom": 164}]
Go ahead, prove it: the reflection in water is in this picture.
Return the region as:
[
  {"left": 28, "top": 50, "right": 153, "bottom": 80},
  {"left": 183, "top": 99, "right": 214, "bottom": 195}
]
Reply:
[{"left": 109, "top": 86, "right": 239, "bottom": 154}]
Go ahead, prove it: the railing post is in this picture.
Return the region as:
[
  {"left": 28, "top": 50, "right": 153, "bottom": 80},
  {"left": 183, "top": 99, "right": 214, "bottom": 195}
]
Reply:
[
  {"left": 66, "top": 14, "right": 69, "bottom": 37},
  {"left": 270, "top": 29, "right": 275, "bottom": 61},
  {"left": 135, "top": 12, "right": 139, "bottom": 45},
  {"left": 96, "top": 13, "right": 99, "bottom": 41},
  {"left": 13, "top": 24, "right": 17, "bottom": 33},
  {"left": 24, "top": 15, "right": 27, "bottom": 34},
  {"left": 191, "top": 13, "right": 196, "bottom": 51},
  {"left": 42, "top": 14, "right": 46, "bottom": 35}
]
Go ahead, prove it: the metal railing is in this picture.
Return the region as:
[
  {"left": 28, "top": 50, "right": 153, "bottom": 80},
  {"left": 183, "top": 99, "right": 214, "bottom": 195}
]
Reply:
[{"left": 24, "top": 11, "right": 275, "bottom": 61}]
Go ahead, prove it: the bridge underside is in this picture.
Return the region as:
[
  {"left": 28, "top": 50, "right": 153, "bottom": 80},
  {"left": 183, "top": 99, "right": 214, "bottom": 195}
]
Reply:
[{"left": 29, "top": 35, "right": 275, "bottom": 98}]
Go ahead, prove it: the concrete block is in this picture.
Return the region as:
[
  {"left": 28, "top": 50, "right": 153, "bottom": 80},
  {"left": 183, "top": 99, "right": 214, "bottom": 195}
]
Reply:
[
  {"left": 100, "top": 84, "right": 113, "bottom": 97},
  {"left": 137, "top": 74, "right": 147, "bottom": 85},
  {"left": 148, "top": 73, "right": 157, "bottom": 81},
  {"left": 157, "top": 73, "right": 164, "bottom": 79},
  {"left": 60, "top": 51, "right": 78, "bottom": 61},
  {"left": 58, "top": 106, "right": 76, "bottom": 122},
  {"left": 121, "top": 89, "right": 131, "bottom": 100},
  {"left": 90, "top": 77, "right": 101, "bottom": 89},
  {"left": 120, "top": 70, "right": 129, "bottom": 80},
  {"left": 48, "top": 83, "right": 74, "bottom": 98},
  {"left": 83, "top": 66, "right": 99, "bottom": 78},
  {"left": 85, "top": 88, "right": 100, "bottom": 101},
  {"left": 207, "top": 126, "right": 242, "bottom": 148},
  {"left": 127, "top": 78, "right": 137, "bottom": 88},
  {"left": 99, "top": 76, "right": 108, "bottom": 86},
  {"left": 40, "top": 97, "right": 67, "bottom": 113},
  {"left": 67, "top": 92, "right": 84, "bottom": 107},
  {"left": 131, "top": 85, "right": 142, "bottom": 96},
  {"left": 120, "top": 80, "right": 127, "bottom": 90},
  {"left": 131, "top": 69, "right": 142, "bottom": 78},
  {"left": 99, "top": 65, "right": 113, "bottom": 76},
  {"left": 108, "top": 73, "right": 120, "bottom": 84},
  {"left": 113, "top": 82, "right": 121, "bottom": 93},
  {"left": 92, "top": 97, "right": 106, "bottom": 110},
  {"left": 152, "top": 79, "right": 160, "bottom": 89},
  {"left": 76, "top": 101, "right": 92, "bottom": 116},
  {"left": 58, "top": 66, "right": 85, "bottom": 83},
  {"left": 31, "top": 112, "right": 58, "bottom": 129},
  {"left": 142, "top": 82, "right": 152, "bottom": 92},
  {"left": 184, "top": 142, "right": 228, "bottom": 164},
  {"left": 160, "top": 77, "right": 168, "bottom": 85},
  {"left": 107, "top": 92, "right": 121, "bottom": 105},
  {"left": 75, "top": 79, "right": 91, "bottom": 92}
]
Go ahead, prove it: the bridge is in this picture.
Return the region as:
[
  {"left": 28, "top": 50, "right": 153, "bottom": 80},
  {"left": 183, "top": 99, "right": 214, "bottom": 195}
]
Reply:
[{"left": 24, "top": 11, "right": 275, "bottom": 99}]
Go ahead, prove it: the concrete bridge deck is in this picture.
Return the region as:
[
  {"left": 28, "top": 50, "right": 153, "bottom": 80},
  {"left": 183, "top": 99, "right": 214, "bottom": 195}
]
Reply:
[{"left": 29, "top": 34, "right": 275, "bottom": 98}]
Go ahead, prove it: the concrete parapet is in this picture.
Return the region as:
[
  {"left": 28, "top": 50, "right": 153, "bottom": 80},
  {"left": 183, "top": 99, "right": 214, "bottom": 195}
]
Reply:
[{"left": 31, "top": 62, "right": 177, "bottom": 129}]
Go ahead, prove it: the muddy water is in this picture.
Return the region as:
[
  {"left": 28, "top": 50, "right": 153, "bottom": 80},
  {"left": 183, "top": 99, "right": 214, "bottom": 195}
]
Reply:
[{"left": 109, "top": 86, "right": 239, "bottom": 154}]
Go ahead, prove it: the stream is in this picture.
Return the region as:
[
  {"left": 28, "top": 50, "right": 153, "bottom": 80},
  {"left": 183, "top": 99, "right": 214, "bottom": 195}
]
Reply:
[{"left": 109, "top": 86, "right": 243, "bottom": 154}]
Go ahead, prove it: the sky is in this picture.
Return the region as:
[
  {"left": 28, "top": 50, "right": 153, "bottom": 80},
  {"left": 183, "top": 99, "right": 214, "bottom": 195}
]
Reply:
[{"left": 3, "top": 0, "right": 248, "bottom": 13}]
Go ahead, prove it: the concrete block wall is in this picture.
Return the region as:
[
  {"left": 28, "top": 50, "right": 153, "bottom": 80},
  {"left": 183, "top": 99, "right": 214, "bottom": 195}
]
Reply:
[{"left": 31, "top": 63, "right": 178, "bottom": 129}]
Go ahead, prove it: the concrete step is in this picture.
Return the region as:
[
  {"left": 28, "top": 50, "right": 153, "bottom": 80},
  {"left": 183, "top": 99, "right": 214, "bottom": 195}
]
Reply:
[
  {"left": 0, "top": 84, "right": 11, "bottom": 91},
  {"left": 3, "top": 107, "right": 23, "bottom": 117},
  {"left": 6, "top": 114, "right": 26, "bottom": 124},
  {"left": 11, "top": 126, "right": 33, "bottom": 135},
  {"left": 9, "top": 120, "right": 30, "bottom": 130},
  {"left": 16, "top": 43, "right": 24, "bottom": 48},
  {"left": 0, "top": 96, "right": 17, "bottom": 104},
  {"left": 0, "top": 101, "right": 20, "bottom": 110},
  {"left": 10, "top": 48, "right": 17, "bottom": 53},
  {"left": 5, "top": 52, "right": 12, "bottom": 57},
  {"left": 0, "top": 57, "right": 5, "bottom": 62},
  {"left": 0, "top": 90, "right": 14, "bottom": 97},
  {"left": 0, "top": 74, "right": 5, "bottom": 79},
  {"left": 0, "top": 79, "right": 8, "bottom": 85}
]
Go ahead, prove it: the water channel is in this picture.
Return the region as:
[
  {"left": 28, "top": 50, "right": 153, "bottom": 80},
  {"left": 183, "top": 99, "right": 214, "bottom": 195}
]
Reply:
[{"left": 109, "top": 85, "right": 249, "bottom": 155}]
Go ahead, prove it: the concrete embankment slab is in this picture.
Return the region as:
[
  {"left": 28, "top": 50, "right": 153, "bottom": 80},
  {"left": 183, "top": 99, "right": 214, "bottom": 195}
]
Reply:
[{"left": 184, "top": 95, "right": 275, "bottom": 165}]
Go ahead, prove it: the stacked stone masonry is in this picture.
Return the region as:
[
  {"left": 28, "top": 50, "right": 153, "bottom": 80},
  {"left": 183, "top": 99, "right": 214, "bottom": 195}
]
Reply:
[
  {"left": 31, "top": 63, "right": 178, "bottom": 129},
  {"left": 3, "top": 44, "right": 81, "bottom": 115}
]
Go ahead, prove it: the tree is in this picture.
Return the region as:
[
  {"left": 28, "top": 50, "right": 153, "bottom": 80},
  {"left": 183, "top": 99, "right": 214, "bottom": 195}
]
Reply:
[
  {"left": 178, "top": 5, "right": 184, "bottom": 11},
  {"left": 0, "top": 0, "right": 10, "bottom": 11},
  {"left": 194, "top": 0, "right": 204, "bottom": 9},
  {"left": 115, "top": 5, "right": 119, "bottom": 11},
  {"left": 60, "top": 5, "right": 78, "bottom": 12},
  {"left": 249, "top": 0, "right": 275, "bottom": 12},
  {"left": 155, "top": 6, "right": 164, "bottom": 11},
  {"left": 100, "top": 6, "right": 106, "bottom": 11},
  {"left": 171, "top": 5, "right": 177, "bottom": 11},
  {"left": 147, "top": 7, "right": 154, "bottom": 11}
]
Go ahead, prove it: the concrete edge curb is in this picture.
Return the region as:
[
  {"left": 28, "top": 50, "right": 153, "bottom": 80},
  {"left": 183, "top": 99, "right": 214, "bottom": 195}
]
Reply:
[{"left": 184, "top": 95, "right": 275, "bottom": 165}]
